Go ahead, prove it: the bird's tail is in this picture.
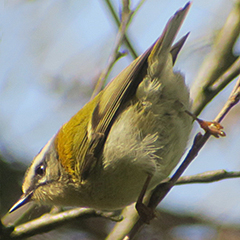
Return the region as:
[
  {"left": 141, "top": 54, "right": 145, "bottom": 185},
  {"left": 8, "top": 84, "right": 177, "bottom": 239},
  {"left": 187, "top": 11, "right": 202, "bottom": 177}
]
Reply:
[{"left": 148, "top": 2, "right": 191, "bottom": 68}]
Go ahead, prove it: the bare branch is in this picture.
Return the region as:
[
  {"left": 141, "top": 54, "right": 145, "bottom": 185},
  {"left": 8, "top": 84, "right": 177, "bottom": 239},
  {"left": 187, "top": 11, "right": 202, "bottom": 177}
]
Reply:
[
  {"left": 9, "top": 209, "right": 96, "bottom": 239},
  {"left": 91, "top": 0, "right": 145, "bottom": 98},
  {"left": 2, "top": 208, "right": 122, "bottom": 239},
  {"left": 177, "top": 169, "right": 240, "bottom": 185},
  {"left": 91, "top": 0, "right": 132, "bottom": 98},
  {"left": 215, "top": 76, "right": 240, "bottom": 122},
  {"left": 192, "top": 0, "right": 240, "bottom": 116},
  {"left": 103, "top": 0, "right": 138, "bottom": 59}
]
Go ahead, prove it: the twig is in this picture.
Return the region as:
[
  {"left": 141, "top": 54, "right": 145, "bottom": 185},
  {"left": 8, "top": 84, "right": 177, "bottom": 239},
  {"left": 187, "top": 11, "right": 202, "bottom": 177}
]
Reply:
[
  {"left": 215, "top": 77, "right": 240, "bottom": 122},
  {"left": 176, "top": 169, "right": 240, "bottom": 185},
  {"left": 3, "top": 208, "right": 121, "bottom": 239},
  {"left": 9, "top": 208, "right": 96, "bottom": 239},
  {"left": 103, "top": 0, "right": 139, "bottom": 59},
  {"left": 91, "top": 0, "right": 144, "bottom": 99},
  {"left": 91, "top": 0, "right": 132, "bottom": 98}
]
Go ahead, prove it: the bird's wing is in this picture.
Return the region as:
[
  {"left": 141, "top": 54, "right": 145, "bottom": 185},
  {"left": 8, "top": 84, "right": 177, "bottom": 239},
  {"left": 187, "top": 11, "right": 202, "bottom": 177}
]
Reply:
[{"left": 79, "top": 2, "right": 191, "bottom": 179}]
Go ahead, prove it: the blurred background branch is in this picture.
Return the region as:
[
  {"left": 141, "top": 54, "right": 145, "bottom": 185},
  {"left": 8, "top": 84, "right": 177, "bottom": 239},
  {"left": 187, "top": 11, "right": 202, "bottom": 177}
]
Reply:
[
  {"left": 91, "top": 0, "right": 137, "bottom": 98},
  {"left": 102, "top": 0, "right": 139, "bottom": 59},
  {"left": 191, "top": 0, "right": 240, "bottom": 116}
]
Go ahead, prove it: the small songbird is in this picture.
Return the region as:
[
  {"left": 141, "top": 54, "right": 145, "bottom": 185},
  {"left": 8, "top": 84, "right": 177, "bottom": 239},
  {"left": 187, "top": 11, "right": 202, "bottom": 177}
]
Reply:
[{"left": 9, "top": 3, "right": 192, "bottom": 219}]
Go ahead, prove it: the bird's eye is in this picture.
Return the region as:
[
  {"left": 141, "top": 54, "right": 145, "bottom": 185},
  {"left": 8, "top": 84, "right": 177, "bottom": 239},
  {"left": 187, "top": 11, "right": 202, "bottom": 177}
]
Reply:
[{"left": 35, "top": 164, "right": 45, "bottom": 176}]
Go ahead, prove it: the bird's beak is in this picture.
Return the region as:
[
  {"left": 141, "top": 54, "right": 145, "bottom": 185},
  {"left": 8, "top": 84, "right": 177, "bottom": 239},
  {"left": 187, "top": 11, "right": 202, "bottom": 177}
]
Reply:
[{"left": 9, "top": 191, "right": 33, "bottom": 213}]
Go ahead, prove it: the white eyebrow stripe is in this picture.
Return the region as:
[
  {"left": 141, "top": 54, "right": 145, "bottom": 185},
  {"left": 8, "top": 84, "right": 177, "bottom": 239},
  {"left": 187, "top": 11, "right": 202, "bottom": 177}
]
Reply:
[{"left": 33, "top": 134, "right": 56, "bottom": 166}]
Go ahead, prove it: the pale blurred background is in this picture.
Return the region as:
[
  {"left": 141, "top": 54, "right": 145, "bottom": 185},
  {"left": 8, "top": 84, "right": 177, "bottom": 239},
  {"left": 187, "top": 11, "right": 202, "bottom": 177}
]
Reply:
[{"left": 0, "top": 0, "right": 240, "bottom": 239}]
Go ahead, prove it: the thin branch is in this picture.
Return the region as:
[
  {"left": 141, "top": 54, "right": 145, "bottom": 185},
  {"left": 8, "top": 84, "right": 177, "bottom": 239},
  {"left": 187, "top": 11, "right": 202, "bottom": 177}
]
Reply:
[
  {"left": 9, "top": 209, "right": 96, "bottom": 239},
  {"left": 103, "top": 0, "right": 139, "bottom": 59},
  {"left": 215, "top": 76, "right": 240, "bottom": 122},
  {"left": 177, "top": 169, "right": 240, "bottom": 184},
  {"left": 2, "top": 208, "right": 121, "bottom": 240},
  {"left": 91, "top": 0, "right": 144, "bottom": 99}
]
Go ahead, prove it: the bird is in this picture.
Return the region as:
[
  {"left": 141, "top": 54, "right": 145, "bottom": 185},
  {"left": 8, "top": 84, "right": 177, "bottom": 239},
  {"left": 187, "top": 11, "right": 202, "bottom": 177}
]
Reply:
[{"left": 9, "top": 2, "right": 192, "bottom": 221}]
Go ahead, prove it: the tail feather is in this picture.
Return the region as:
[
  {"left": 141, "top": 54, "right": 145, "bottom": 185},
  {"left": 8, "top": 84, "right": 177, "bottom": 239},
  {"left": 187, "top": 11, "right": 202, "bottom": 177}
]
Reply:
[
  {"left": 149, "top": 2, "right": 191, "bottom": 64},
  {"left": 171, "top": 32, "right": 190, "bottom": 64}
]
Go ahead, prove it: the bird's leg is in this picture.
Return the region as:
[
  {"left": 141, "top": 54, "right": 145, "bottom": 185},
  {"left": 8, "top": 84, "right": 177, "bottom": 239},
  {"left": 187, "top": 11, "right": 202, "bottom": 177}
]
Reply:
[{"left": 135, "top": 174, "right": 155, "bottom": 224}]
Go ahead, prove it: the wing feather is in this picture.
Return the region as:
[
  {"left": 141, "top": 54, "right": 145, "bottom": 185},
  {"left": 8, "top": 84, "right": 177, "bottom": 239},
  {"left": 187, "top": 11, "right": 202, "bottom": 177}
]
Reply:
[{"left": 79, "top": 2, "right": 191, "bottom": 179}]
